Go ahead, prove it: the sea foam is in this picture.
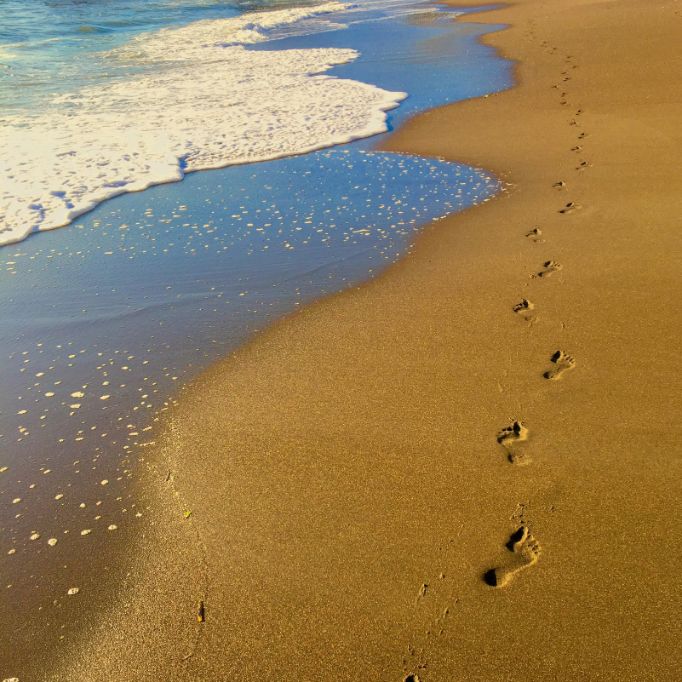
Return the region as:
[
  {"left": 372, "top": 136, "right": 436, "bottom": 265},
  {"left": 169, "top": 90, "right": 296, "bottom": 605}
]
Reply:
[{"left": 0, "top": 3, "right": 406, "bottom": 246}]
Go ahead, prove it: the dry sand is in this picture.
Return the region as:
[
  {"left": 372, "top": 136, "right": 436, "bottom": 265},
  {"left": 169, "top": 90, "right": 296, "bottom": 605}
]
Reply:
[{"left": 53, "top": 0, "right": 681, "bottom": 679}]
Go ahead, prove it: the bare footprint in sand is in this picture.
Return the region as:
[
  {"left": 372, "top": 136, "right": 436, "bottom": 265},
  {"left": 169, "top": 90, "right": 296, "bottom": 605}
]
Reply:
[
  {"left": 513, "top": 298, "right": 535, "bottom": 318},
  {"left": 497, "top": 420, "right": 530, "bottom": 465},
  {"left": 483, "top": 526, "right": 541, "bottom": 587},
  {"left": 544, "top": 350, "right": 576, "bottom": 380},
  {"left": 525, "top": 227, "right": 544, "bottom": 243},
  {"left": 535, "top": 260, "right": 562, "bottom": 278},
  {"left": 559, "top": 201, "right": 581, "bottom": 214},
  {"left": 553, "top": 180, "right": 566, "bottom": 189}
]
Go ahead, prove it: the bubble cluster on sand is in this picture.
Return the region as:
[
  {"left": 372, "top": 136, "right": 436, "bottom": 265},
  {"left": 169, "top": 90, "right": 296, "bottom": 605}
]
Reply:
[{"left": 0, "top": 3, "right": 406, "bottom": 246}]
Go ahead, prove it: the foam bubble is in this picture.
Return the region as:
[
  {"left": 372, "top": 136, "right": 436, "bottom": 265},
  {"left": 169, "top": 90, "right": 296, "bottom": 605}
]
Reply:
[{"left": 0, "top": 3, "right": 405, "bottom": 246}]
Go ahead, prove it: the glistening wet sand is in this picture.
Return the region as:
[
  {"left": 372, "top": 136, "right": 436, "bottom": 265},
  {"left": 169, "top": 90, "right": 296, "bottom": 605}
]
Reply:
[{"left": 54, "top": 1, "right": 681, "bottom": 679}]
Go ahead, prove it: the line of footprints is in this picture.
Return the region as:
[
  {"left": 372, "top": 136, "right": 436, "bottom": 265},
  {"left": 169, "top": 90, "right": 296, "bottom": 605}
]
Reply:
[
  {"left": 402, "top": 47, "right": 584, "bottom": 682},
  {"left": 487, "top": 50, "right": 583, "bottom": 591}
]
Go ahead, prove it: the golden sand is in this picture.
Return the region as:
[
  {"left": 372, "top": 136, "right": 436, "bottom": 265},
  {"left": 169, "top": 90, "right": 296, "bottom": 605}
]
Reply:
[{"left": 55, "top": 1, "right": 681, "bottom": 679}]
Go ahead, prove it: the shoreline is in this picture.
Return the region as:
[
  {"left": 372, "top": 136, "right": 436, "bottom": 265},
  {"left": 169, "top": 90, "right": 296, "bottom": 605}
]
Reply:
[
  {"left": 55, "top": 0, "right": 681, "bottom": 679},
  {"left": 3, "top": 6, "right": 505, "bottom": 679}
]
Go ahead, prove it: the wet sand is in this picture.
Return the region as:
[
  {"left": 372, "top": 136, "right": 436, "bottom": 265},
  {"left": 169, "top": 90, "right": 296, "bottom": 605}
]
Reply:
[{"left": 55, "top": 0, "right": 681, "bottom": 680}]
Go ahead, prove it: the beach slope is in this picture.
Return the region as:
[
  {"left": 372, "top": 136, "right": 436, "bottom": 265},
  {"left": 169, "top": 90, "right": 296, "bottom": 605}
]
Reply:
[{"left": 57, "top": 0, "right": 682, "bottom": 679}]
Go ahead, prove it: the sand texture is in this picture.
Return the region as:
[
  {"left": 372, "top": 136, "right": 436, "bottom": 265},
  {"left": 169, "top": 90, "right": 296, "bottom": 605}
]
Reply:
[{"left": 53, "top": 1, "right": 682, "bottom": 680}]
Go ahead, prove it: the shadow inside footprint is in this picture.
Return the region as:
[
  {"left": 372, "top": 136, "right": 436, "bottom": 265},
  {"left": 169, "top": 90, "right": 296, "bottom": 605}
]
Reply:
[
  {"left": 513, "top": 298, "right": 534, "bottom": 315},
  {"left": 544, "top": 349, "right": 576, "bottom": 380},
  {"left": 505, "top": 526, "right": 529, "bottom": 552},
  {"left": 559, "top": 201, "right": 581, "bottom": 214},
  {"left": 484, "top": 526, "right": 541, "bottom": 588},
  {"left": 525, "top": 227, "right": 544, "bottom": 243},
  {"left": 497, "top": 420, "right": 530, "bottom": 465},
  {"left": 483, "top": 569, "right": 500, "bottom": 587},
  {"left": 536, "top": 260, "right": 562, "bottom": 278}
]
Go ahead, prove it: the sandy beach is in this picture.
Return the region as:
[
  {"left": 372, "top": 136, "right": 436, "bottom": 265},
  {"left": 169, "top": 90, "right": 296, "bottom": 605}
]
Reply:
[{"left": 53, "top": 0, "right": 681, "bottom": 679}]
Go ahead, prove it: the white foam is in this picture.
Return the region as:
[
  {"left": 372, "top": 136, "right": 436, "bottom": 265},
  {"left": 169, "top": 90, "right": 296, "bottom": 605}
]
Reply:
[{"left": 0, "top": 3, "right": 406, "bottom": 246}]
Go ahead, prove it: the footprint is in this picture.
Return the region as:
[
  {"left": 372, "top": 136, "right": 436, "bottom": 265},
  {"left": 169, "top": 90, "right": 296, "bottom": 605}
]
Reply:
[
  {"left": 578, "top": 132, "right": 588, "bottom": 139},
  {"left": 571, "top": 145, "right": 583, "bottom": 152},
  {"left": 525, "top": 227, "right": 544, "bottom": 243},
  {"left": 552, "top": 180, "right": 566, "bottom": 189},
  {"left": 404, "top": 676, "right": 420, "bottom": 682},
  {"left": 559, "top": 201, "right": 581, "bottom": 214},
  {"left": 576, "top": 160, "right": 591, "bottom": 171},
  {"left": 543, "top": 350, "right": 576, "bottom": 380},
  {"left": 497, "top": 420, "right": 528, "bottom": 447},
  {"left": 513, "top": 298, "right": 535, "bottom": 316},
  {"left": 483, "top": 526, "right": 541, "bottom": 587},
  {"left": 497, "top": 420, "right": 530, "bottom": 465},
  {"left": 535, "top": 260, "right": 562, "bottom": 278}
]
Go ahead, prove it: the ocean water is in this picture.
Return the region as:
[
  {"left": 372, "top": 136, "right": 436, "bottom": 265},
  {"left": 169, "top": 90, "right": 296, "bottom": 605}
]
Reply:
[
  {"left": 0, "top": 0, "right": 239, "bottom": 107},
  {"left": 0, "top": 0, "right": 511, "bottom": 671},
  {"left": 0, "top": 0, "right": 319, "bottom": 109},
  {"left": 2, "top": 2, "right": 409, "bottom": 245}
]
